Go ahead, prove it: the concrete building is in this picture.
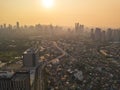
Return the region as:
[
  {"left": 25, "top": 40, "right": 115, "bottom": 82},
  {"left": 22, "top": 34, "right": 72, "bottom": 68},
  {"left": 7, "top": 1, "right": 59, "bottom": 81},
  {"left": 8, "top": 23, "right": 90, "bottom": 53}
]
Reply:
[
  {"left": 3, "top": 24, "right": 6, "bottom": 30},
  {"left": 113, "top": 30, "right": 119, "bottom": 42},
  {"left": 8, "top": 24, "right": 12, "bottom": 30},
  {"left": 79, "top": 24, "right": 84, "bottom": 32},
  {"left": 0, "top": 25, "right": 3, "bottom": 30},
  {"left": 75, "top": 23, "right": 79, "bottom": 33},
  {"left": 23, "top": 48, "right": 39, "bottom": 67},
  {"left": 101, "top": 31, "right": 106, "bottom": 42},
  {"left": 16, "top": 22, "right": 20, "bottom": 29},
  {"left": 106, "top": 28, "right": 113, "bottom": 42},
  {"left": 90, "top": 29, "right": 95, "bottom": 40},
  {"left": 94, "top": 28, "right": 102, "bottom": 41},
  {"left": 0, "top": 71, "right": 31, "bottom": 90},
  {"left": 75, "top": 23, "right": 84, "bottom": 34}
]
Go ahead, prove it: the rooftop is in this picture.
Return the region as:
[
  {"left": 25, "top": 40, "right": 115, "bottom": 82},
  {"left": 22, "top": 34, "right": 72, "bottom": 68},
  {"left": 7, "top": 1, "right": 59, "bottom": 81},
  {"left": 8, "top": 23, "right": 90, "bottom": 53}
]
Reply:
[
  {"left": 0, "top": 71, "right": 14, "bottom": 79},
  {"left": 23, "top": 48, "right": 39, "bottom": 54}
]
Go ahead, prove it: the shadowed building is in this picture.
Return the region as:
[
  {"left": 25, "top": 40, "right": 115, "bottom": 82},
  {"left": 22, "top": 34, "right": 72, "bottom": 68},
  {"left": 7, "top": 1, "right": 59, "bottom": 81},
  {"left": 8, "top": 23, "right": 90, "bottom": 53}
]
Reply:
[
  {"left": 16, "top": 22, "right": 20, "bottom": 29},
  {"left": 75, "top": 23, "right": 84, "bottom": 34},
  {"left": 0, "top": 71, "right": 31, "bottom": 90},
  {"left": 23, "top": 48, "right": 39, "bottom": 67},
  {"left": 94, "top": 28, "right": 102, "bottom": 41}
]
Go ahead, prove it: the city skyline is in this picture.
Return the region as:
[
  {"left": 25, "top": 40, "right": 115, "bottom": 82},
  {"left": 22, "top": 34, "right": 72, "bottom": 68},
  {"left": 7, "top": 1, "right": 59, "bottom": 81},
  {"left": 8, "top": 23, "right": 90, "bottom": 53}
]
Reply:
[
  {"left": 0, "top": 0, "right": 120, "bottom": 28},
  {"left": 0, "top": 1, "right": 120, "bottom": 90}
]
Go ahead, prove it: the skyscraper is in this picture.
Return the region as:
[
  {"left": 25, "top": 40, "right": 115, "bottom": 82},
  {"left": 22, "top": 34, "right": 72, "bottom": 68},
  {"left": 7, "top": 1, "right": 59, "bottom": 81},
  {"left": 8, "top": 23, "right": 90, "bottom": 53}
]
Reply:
[
  {"left": 16, "top": 22, "right": 20, "bottom": 29},
  {"left": 23, "top": 48, "right": 39, "bottom": 67},
  {"left": 90, "top": 29, "right": 95, "bottom": 40},
  {"left": 75, "top": 23, "right": 84, "bottom": 34},
  {"left": 0, "top": 71, "right": 31, "bottom": 90},
  {"left": 106, "top": 28, "right": 113, "bottom": 42},
  {"left": 94, "top": 28, "right": 102, "bottom": 41},
  {"left": 75, "top": 23, "right": 79, "bottom": 33},
  {"left": 79, "top": 24, "right": 84, "bottom": 32},
  {"left": 8, "top": 24, "right": 12, "bottom": 30},
  {"left": 113, "top": 30, "right": 119, "bottom": 42},
  {"left": 0, "top": 25, "right": 3, "bottom": 30},
  {"left": 3, "top": 24, "right": 6, "bottom": 30},
  {"left": 101, "top": 31, "right": 106, "bottom": 42}
]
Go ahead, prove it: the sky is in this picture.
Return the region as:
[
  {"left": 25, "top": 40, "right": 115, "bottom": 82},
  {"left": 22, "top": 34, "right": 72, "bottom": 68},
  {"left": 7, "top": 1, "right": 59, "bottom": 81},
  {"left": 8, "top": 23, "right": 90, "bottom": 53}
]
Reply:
[{"left": 0, "top": 0, "right": 120, "bottom": 28}]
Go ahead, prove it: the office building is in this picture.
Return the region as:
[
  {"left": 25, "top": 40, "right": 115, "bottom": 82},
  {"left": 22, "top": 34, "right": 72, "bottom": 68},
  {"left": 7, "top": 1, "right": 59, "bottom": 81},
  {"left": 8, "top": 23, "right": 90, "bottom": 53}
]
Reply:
[
  {"left": 75, "top": 23, "right": 79, "bottom": 33},
  {"left": 94, "top": 28, "right": 102, "bottom": 41},
  {"left": 16, "top": 22, "right": 20, "bottom": 29},
  {"left": 114, "top": 30, "right": 119, "bottom": 42},
  {"left": 79, "top": 24, "right": 84, "bottom": 32},
  {"left": 101, "top": 31, "right": 106, "bottom": 42},
  {"left": 75, "top": 23, "right": 84, "bottom": 34},
  {"left": 0, "top": 25, "right": 2, "bottom": 30},
  {"left": 0, "top": 71, "right": 31, "bottom": 90},
  {"left": 90, "top": 29, "right": 95, "bottom": 40},
  {"left": 106, "top": 28, "right": 113, "bottom": 41},
  {"left": 3, "top": 24, "right": 6, "bottom": 30},
  {"left": 23, "top": 48, "right": 39, "bottom": 67},
  {"left": 8, "top": 24, "right": 12, "bottom": 30}
]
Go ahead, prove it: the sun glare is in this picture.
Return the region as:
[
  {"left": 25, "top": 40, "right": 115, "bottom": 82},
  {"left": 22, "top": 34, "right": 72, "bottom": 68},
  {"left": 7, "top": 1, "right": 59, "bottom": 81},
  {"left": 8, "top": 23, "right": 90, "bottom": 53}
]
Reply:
[{"left": 42, "top": 0, "right": 54, "bottom": 8}]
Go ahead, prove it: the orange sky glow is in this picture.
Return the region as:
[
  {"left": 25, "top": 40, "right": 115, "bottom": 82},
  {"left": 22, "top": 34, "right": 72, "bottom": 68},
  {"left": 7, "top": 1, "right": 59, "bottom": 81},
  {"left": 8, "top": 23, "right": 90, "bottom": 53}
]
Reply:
[{"left": 0, "top": 0, "right": 120, "bottom": 28}]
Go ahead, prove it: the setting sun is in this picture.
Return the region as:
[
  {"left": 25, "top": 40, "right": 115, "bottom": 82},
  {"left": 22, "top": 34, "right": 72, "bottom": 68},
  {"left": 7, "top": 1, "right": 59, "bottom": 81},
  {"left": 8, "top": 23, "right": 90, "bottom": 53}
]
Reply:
[{"left": 41, "top": 0, "right": 54, "bottom": 8}]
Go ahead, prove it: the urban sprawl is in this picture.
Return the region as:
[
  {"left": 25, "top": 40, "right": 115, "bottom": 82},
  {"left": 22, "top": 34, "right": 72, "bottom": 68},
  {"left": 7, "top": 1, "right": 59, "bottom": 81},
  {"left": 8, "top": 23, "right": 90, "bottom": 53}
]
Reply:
[{"left": 0, "top": 22, "right": 120, "bottom": 90}]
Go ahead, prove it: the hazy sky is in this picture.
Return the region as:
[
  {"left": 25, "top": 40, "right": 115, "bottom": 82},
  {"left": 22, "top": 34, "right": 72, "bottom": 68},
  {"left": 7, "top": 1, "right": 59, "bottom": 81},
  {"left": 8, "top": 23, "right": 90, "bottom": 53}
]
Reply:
[{"left": 0, "top": 0, "right": 120, "bottom": 28}]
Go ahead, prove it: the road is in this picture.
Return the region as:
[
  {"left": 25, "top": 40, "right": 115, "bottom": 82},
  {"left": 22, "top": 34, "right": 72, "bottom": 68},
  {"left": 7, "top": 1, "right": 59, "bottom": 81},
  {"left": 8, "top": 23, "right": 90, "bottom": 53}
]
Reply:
[
  {"left": 48, "top": 41, "right": 66, "bottom": 64},
  {"left": 36, "top": 41, "right": 67, "bottom": 90}
]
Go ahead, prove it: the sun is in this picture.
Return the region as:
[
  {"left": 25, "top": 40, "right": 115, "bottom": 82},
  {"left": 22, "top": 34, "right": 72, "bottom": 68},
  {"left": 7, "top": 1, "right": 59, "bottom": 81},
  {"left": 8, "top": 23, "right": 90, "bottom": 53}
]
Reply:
[{"left": 42, "top": 0, "right": 54, "bottom": 8}]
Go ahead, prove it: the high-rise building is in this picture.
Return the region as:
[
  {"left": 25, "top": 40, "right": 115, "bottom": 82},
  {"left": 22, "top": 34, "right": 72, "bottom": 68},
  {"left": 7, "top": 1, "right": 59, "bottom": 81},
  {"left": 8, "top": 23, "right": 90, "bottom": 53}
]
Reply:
[
  {"left": 0, "top": 25, "right": 3, "bottom": 30},
  {"left": 106, "top": 28, "right": 113, "bottom": 42},
  {"left": 113, "top": 30, "right": 119, "bottom": 42},
  {"left": 94, "top": 28, "right": 102, "bottom": 41},
  {"left": 3, "top": 24, "right": 6, "bottom": 30},
  {"left": 23, "top": 48, "right": 39, "bottom": 67},
  {"left": 79, "top": 24, "right": 84, "bottom": 32},
  {"left": 0, "top": 71, "right": 31, "bottom": 90},
  {"left": 75, "top": 23, "right": 84, "bottom": 34},
  {"left": 75, "top": 23, "right": 79, "bottom": 33},
  {"left": 90, "top": 29, "right": 95, "bottom": 40},
  {"left": 101, "top": 31, "right": 106, "bottom": 42},
  {"left": 102, "top": 28, "right": 120, "bottom": 42},
  {"left": 118, "top": 30, "right": 120, "bottom": 42},
  {"left": 16, "top": 22, "right": 20, "bottom": 29},
  {"left": 35, "top": 24, "right": 41, "bottom": 30},
  {"left": 8, "top": 24, "right": 12, "bottom": 30}
]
